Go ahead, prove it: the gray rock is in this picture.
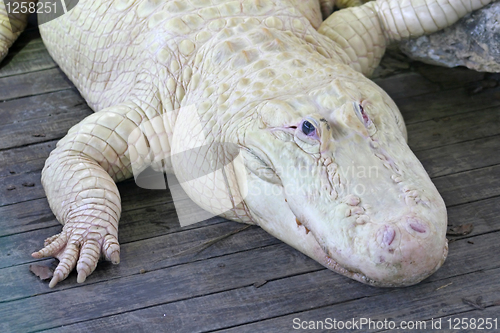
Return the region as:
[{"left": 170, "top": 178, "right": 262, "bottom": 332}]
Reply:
[{"left": 399, "top": 2, "right": 500, "bottom": 73}]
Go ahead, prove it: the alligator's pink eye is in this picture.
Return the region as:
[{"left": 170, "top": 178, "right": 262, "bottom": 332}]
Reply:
[{"left": 359, "top": 104, "right": 370, "bottom": 124}]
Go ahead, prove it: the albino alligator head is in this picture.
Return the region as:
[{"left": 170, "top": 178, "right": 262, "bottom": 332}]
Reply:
[
  {"left": 172, "top": 62, "right": 448, "bottom": 287},
  {"left": 231, "top": 67, "right": 448, "bottom": 287}
]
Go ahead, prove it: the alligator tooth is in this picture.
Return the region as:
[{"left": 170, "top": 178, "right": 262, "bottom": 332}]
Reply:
[
  {"left": 367, "top": 124, "right": 377, "bottom": 136},
  {"left": 405, "top": 196, "right": 416, "bottom": 206},
  {"left": 391, "top": 174, "right": 402, "bottom": 183},
  {"left": 370, "top": 141, "right": 379, "bottom": 149}
]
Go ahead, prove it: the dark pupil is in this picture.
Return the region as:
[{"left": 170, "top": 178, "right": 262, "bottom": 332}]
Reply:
[{"left": 302, "top": 121, "right": 315, "bottom": 135}]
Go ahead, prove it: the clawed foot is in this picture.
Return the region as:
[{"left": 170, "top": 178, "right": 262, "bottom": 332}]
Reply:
[{"left": 32, "top": 224, "right": 120, "bottom": 288}]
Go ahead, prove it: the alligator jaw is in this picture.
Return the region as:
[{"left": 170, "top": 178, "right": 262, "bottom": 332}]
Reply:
[
  {"left": 296, "top": 215, "right": 449, "bottom": 287},
  {"left": 294, "top": 216, "right": 378, "bottom": 285}
]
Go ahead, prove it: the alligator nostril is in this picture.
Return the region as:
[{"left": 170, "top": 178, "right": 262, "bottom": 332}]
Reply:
[
  {"left": 382, "top": 226, "right": 395, "bottom": 246},
  {"left": 408, "top": 218, "right": 427, "bottom": 233}
]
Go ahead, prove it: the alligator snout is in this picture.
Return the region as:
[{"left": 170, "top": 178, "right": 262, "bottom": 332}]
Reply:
[
  {"left": 311, "top": 206, "right": 448, "bottom": 287},
  {"left": 363, "top": 215, "right": 448, "bottom": 287}
]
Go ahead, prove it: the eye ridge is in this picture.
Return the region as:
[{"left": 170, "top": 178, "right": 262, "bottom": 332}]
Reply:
[{"left": 301, "top": 120, "right": 316, "bottom": 136}]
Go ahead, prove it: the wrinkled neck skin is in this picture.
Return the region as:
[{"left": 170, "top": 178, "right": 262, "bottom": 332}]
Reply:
[{"left": 172, "top": 18, "right": 448, "bottom": 287}]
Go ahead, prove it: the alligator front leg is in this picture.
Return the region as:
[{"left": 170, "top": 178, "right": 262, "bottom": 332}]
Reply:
[
  {"left": 318, "top": 0, "right": 493, "bottom": 76},
  {"left": 33, "top": 101, "right": 158, "bottom": 287}
]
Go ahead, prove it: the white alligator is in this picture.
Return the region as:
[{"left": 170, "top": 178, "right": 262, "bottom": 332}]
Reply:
[{"left": 0, "top": 0, "right": 492, "bottom": 288}]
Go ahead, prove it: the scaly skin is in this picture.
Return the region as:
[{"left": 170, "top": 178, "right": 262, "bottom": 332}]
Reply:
[{"left": 0, "top": 0, "right": 492, "bottom": 288}]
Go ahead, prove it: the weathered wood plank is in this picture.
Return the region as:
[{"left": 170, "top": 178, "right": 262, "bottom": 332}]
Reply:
[
  {"left": 0, "top": 178, "right": 174, "bottom": 235},
  {"left": 0, "top": 220, "right": 270, "bottom": 303},
  {"left": 373, "top": 72, "right": 440, "bottom": 99},
  {"left": 0, "top": 171, "right": 43, "bottom": 205},
  {"left": 1, "top": 169, "right": 143, "bottom": 208},
  {"left": 32, "top": 232, "right": 500, "bottom": 333},
  {"left": 396, "top": 85, "right": 500, "bottom": 125},
  {"left": 407, "top": 107, "right": 500, "bottom": 152},
  {"left": 216, "top": 266, "right": 500, "bottom": 333},
  {"left": 0, "top": 29, "right": 56, "bottom": 78},
  {"left": 0, "top": 68, "right": 72, "bottom": 101},
  {"left": 427, "top": 232, "right": 500, "bottom": 282},
  {"left": 0, "top": 197, "right": 226, "bottom": 269},
  {"left": 43, "top": 270, "right": 378, "bottom": 333},
  {"left": 0, "top": 140, "right": 57, "bottom": 178},
  {"left": 0, "top": 243, "right": 322, "bottom": 332},
  {"left": 0, "top": 198, "right": 55, "bottom": 236},
  {"left": 44, "top": 297, "right": 500, "bottom": 333},
  {"left": 2, "top": 193, "right": 499, "bottom": 303},
  {"left": 416, "top": 135, "right": 500, "bottom": 178},
  {"left": 0, "top": 89, "right": 89, "bottom": 125},
  {"left": 434, "top": 164, "right": 500, "bottom": 207},
  {"left": 0, "top": 107, "right": 91, "bottom": 150},
  {"left": 447, "top": 196, "right": 500, "bottom": 237},
  {"left": 414, "top": 62, "right": 486, "bottom": 90}
]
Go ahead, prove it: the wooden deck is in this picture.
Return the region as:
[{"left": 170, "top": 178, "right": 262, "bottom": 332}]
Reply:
[{"left": 1, "top": 25, "right": 499, "bottom": 333}]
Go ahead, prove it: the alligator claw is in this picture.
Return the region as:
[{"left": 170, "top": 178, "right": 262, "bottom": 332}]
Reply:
[{"left": 32, "top": 225, "right": 120, "bottom": 288}]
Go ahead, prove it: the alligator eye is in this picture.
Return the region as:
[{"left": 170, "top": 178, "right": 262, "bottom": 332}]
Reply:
[{"left": 301, "top": 120, "right": 316, "bottom": 136}]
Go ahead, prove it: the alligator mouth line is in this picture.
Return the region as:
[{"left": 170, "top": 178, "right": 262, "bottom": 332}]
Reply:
[
  {"left": 294, "top": 216, "right": 378, "bottom": 286},
  {"left": 322, "top": 251, "right": 379, "bottom": 286}
]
